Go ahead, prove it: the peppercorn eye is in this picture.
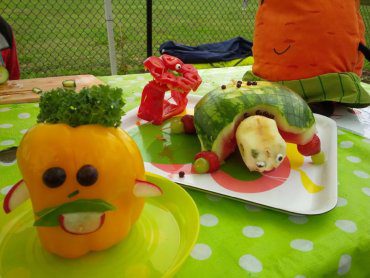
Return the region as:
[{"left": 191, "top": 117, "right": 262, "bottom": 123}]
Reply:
[
  {"left": 43, "top": 167, "right": 66, "bottom": 188},
  {"left": 77, "top": 165, "right": 98, "bottom": 186}
]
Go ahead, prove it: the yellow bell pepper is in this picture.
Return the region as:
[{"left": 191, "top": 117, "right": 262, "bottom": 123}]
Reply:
[
  {"left": 3, "top": 85, "right": 162, "bottom": 258},
  {"left": 14, "top": 123, "right": 146, "bottom": 258}
]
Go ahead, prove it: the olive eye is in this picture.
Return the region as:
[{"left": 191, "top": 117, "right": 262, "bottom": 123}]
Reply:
[
  {"left": 43, "top": 167, "right": 66, "bottom": 188},
  {"left": 276, "top": 154, "right": 284, "bottom": 162},
  {"left": 256, "top": 161, "right": 266, "bottom": 168},
  {"left": 175, "top": 64, "right": 182, "bottom": 70},
  {"left": 77, "top": 165, "right": 98, "bottom": 186}
]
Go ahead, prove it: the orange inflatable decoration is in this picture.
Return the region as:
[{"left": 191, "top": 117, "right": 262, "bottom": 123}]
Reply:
[
  {"left": 244, "top": 0, "right": 370, "bottom": 107},
  {"left": 252, "top": 0, "right": 365, "bottom": 81}
]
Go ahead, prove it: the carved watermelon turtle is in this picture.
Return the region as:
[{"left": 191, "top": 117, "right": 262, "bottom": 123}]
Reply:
[{"left": 192, "top": 80, "right": 325, "bottom": 173}]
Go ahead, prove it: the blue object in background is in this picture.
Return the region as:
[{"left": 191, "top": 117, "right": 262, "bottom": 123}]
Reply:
[{"left": 159, "top": 37, "right": 253, "bottom": 64}]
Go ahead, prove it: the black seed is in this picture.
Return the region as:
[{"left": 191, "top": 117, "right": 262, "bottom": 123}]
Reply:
[
  {"left": 178, "top": 171, "right": 185, "bottom": 178},
  {"left": 221, "top": 85, "right": 226, "bottom": 89},
  {"left": 237, "top": 80, "right": 242, "bottom": 84},
  {"left": 252, "top": 81, "right": 258, "bottom": 85},
  {"left": 236, "top": 83, "right": 241, "bottom": 88},
  {"left": 247, "top": 81, "right": 252, "bottom": 86},
  {"left": 43, "top": 167, "right": 66, "bottom": 188},
  {"left": 77, "top": 165, "right": 98, "bottom": 186}
]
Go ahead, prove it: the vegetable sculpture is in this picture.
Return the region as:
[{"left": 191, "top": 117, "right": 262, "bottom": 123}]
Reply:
[
  {"left": 137, "top": 54, "right": 202, "bottom": 124},
  {"left": 244, "top": 0, "right": 370, "bottom": 106},
  {"left": 192, "top": 81, "right": 324, "bottom": 173},
  {"left": 3, "top": 85, "right": 162, "bottom": 258}
]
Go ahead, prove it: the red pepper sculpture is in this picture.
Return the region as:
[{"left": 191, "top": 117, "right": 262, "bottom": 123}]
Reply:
[{"left": 138, "top": 54, "right": 202, "bottom": 125}]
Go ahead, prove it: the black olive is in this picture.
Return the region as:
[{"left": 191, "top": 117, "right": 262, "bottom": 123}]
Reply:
[
  {"left": 221, "top": 85, "right": 226, "bottom": 89},
  {"left": 178, "top": 171, "right": 185, "bottom": 178},
  {"left": 77, "top": 165, "right": 98, "bottom": 186},
  {"left": 43, "top": 167, "right": 66, "bottom": 188},
  {"left": 236, "top": 83, "right": 241, "bottom": 88},
  {"left": 247, "top": 81, "right": 252, "bottom": 86}
]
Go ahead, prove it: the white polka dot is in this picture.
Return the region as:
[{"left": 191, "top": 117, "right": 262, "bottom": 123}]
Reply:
[
  {"left": 362, "top": 187, "right": 370, "bottom": 196},
  {"left": 336, "top": 197, "right": 348, "bottom": 207},
  {"left": 20, "top": 129, "right": 28, "bottom": 134},
  {"left": 206, "top": 194, "right": 222, "bottom": 202},
  {"left": 242, "top": 226, "right": 264, "bottom": 238},
  {"left": 340, "top": 141, "right": 353, "bottom": 148},
  {"left": 335, "top": 220, "right": 357, "bottom": 233},
  {"left": 0, "top": 160, "right": 16, "bottom": 167},
  {"left": 362, "top": 138, "right": 370, "bottom": 144},
  {"left": 353, "top": 170, "right": 369, "bottom": 179},
  {"left": 190, "top": 243, "right": 212, "bottom": 260},
  {"left": 290, "top": 239, "right": 313, "bottom": 252},
  {"left": 0, "top": 124, "right": 13, "bottom": 128},
  {"left": 200, "top": 214, "right": 219, "bottom": 227},
  {"left": 1, "top": 185, "right": 12, "bottom": 195},
  {"left": 245, "top": 204, "right": 262, "bottom": 212},
  {"left": 239, "top": 254, "right": 263, "bottom": 273},
  {"left": 338, "top": 254, "right": 352, "bottom": 276},
  {"left": 0, "top": 140, "right": 15, "bottom": 146},
  {"left": 18, "top": 113, "right": 30, "bottom": 119},
  {"left": 337, "top": 130, "right": 345, "bottom": 135},
  {"left": 0, "top": 107, "right": 11, "bottom": 112},
  {"left": 126, "top": 97, "right": 135, "bottom": 102},
  {"left": 288, "top": 215, "right": 308, "bottom": 224},
  {"left": 346, "top": 156, "right": 361, "bottom": 163}
]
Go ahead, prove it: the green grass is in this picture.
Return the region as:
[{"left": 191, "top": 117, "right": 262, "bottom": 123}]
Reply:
[
  {"left": 1, "top": 0, "right": 370, "bottom": 78},
  {"left": 1, "top": 0, "right": 257, "bottom": 78}
]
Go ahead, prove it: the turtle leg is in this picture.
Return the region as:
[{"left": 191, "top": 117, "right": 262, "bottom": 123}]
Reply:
[
  {"left": 297, "top": 134, "right": 326, "bottom": 164},
  {"left": 193, "top": 151, "right": 220, "bottom": 173}
]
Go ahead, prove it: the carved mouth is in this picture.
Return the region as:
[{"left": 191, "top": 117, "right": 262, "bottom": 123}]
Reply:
[{"left": 273, "top": 45, "right": 291, "bottom": 56}]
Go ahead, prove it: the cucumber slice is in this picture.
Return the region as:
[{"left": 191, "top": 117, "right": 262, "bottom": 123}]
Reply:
[
  {"left": 62, "top": 80, "right": 76, "bottom": 89},
  {"left": 32, "top": 87, "right": 43, "bottom": 94},
  {"left": 0, "top": 66, "right": 9, "bottom": 85}
]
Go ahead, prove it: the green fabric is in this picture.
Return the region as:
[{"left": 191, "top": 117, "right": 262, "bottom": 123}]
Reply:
[
  {"left": 1, "top": 66, "right": 370, "bottom": 277},
  {"left": 193, "top": 57, "right": 254, "bottom": 70},
  {"left": 243, "top": 70, "right": 370, "bottom": 106}
]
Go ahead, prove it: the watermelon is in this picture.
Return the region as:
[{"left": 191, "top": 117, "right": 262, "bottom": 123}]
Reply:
[{"left": 193, "top": 81, "right": 322, "bottom": 172}]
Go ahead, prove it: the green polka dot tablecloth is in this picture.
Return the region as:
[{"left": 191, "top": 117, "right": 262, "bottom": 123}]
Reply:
[{"left": 1, "top": 66, "right": 370, "bottom": 277}]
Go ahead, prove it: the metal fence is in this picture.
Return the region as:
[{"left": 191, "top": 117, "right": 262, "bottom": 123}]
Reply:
[{"left": 1, "top": 0, "right": 370, "bottom": 78}]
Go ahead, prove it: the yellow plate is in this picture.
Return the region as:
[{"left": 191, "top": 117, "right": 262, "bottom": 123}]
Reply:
[{"left": 0, "top": 173, "right": 199, "bottom": 278}]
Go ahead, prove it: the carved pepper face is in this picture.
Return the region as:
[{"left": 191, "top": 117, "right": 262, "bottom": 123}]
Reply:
[
  {"left": 252, "top": 0, "right": 365, "bottom": 81},
  {"left": 13, "top": 123, "right": 155, "bottom": 258}
]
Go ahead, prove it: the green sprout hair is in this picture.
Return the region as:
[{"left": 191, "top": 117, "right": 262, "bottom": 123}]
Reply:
[{"left": 37, "top": 85, "right": 125, "bottom": 127}]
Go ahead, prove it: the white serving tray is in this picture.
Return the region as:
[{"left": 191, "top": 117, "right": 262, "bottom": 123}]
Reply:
[{"left": 121, "top": 95, "right": 338, "bottom": 215}]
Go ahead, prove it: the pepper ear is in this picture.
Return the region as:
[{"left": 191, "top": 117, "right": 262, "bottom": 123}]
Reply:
[
  {"left": 133, "top": 179, "right": 163, "bottom": 197},
  {"left": 3, "top": 180, "right": 30, "bottom": 214}
]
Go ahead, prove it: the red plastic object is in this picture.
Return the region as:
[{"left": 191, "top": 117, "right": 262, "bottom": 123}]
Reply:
[
  {"left": 1, "top": 35, "right": 20, "bottom": 80},
  {"left": 137, "top": 54, "right": 202, "bottom": 125}
]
